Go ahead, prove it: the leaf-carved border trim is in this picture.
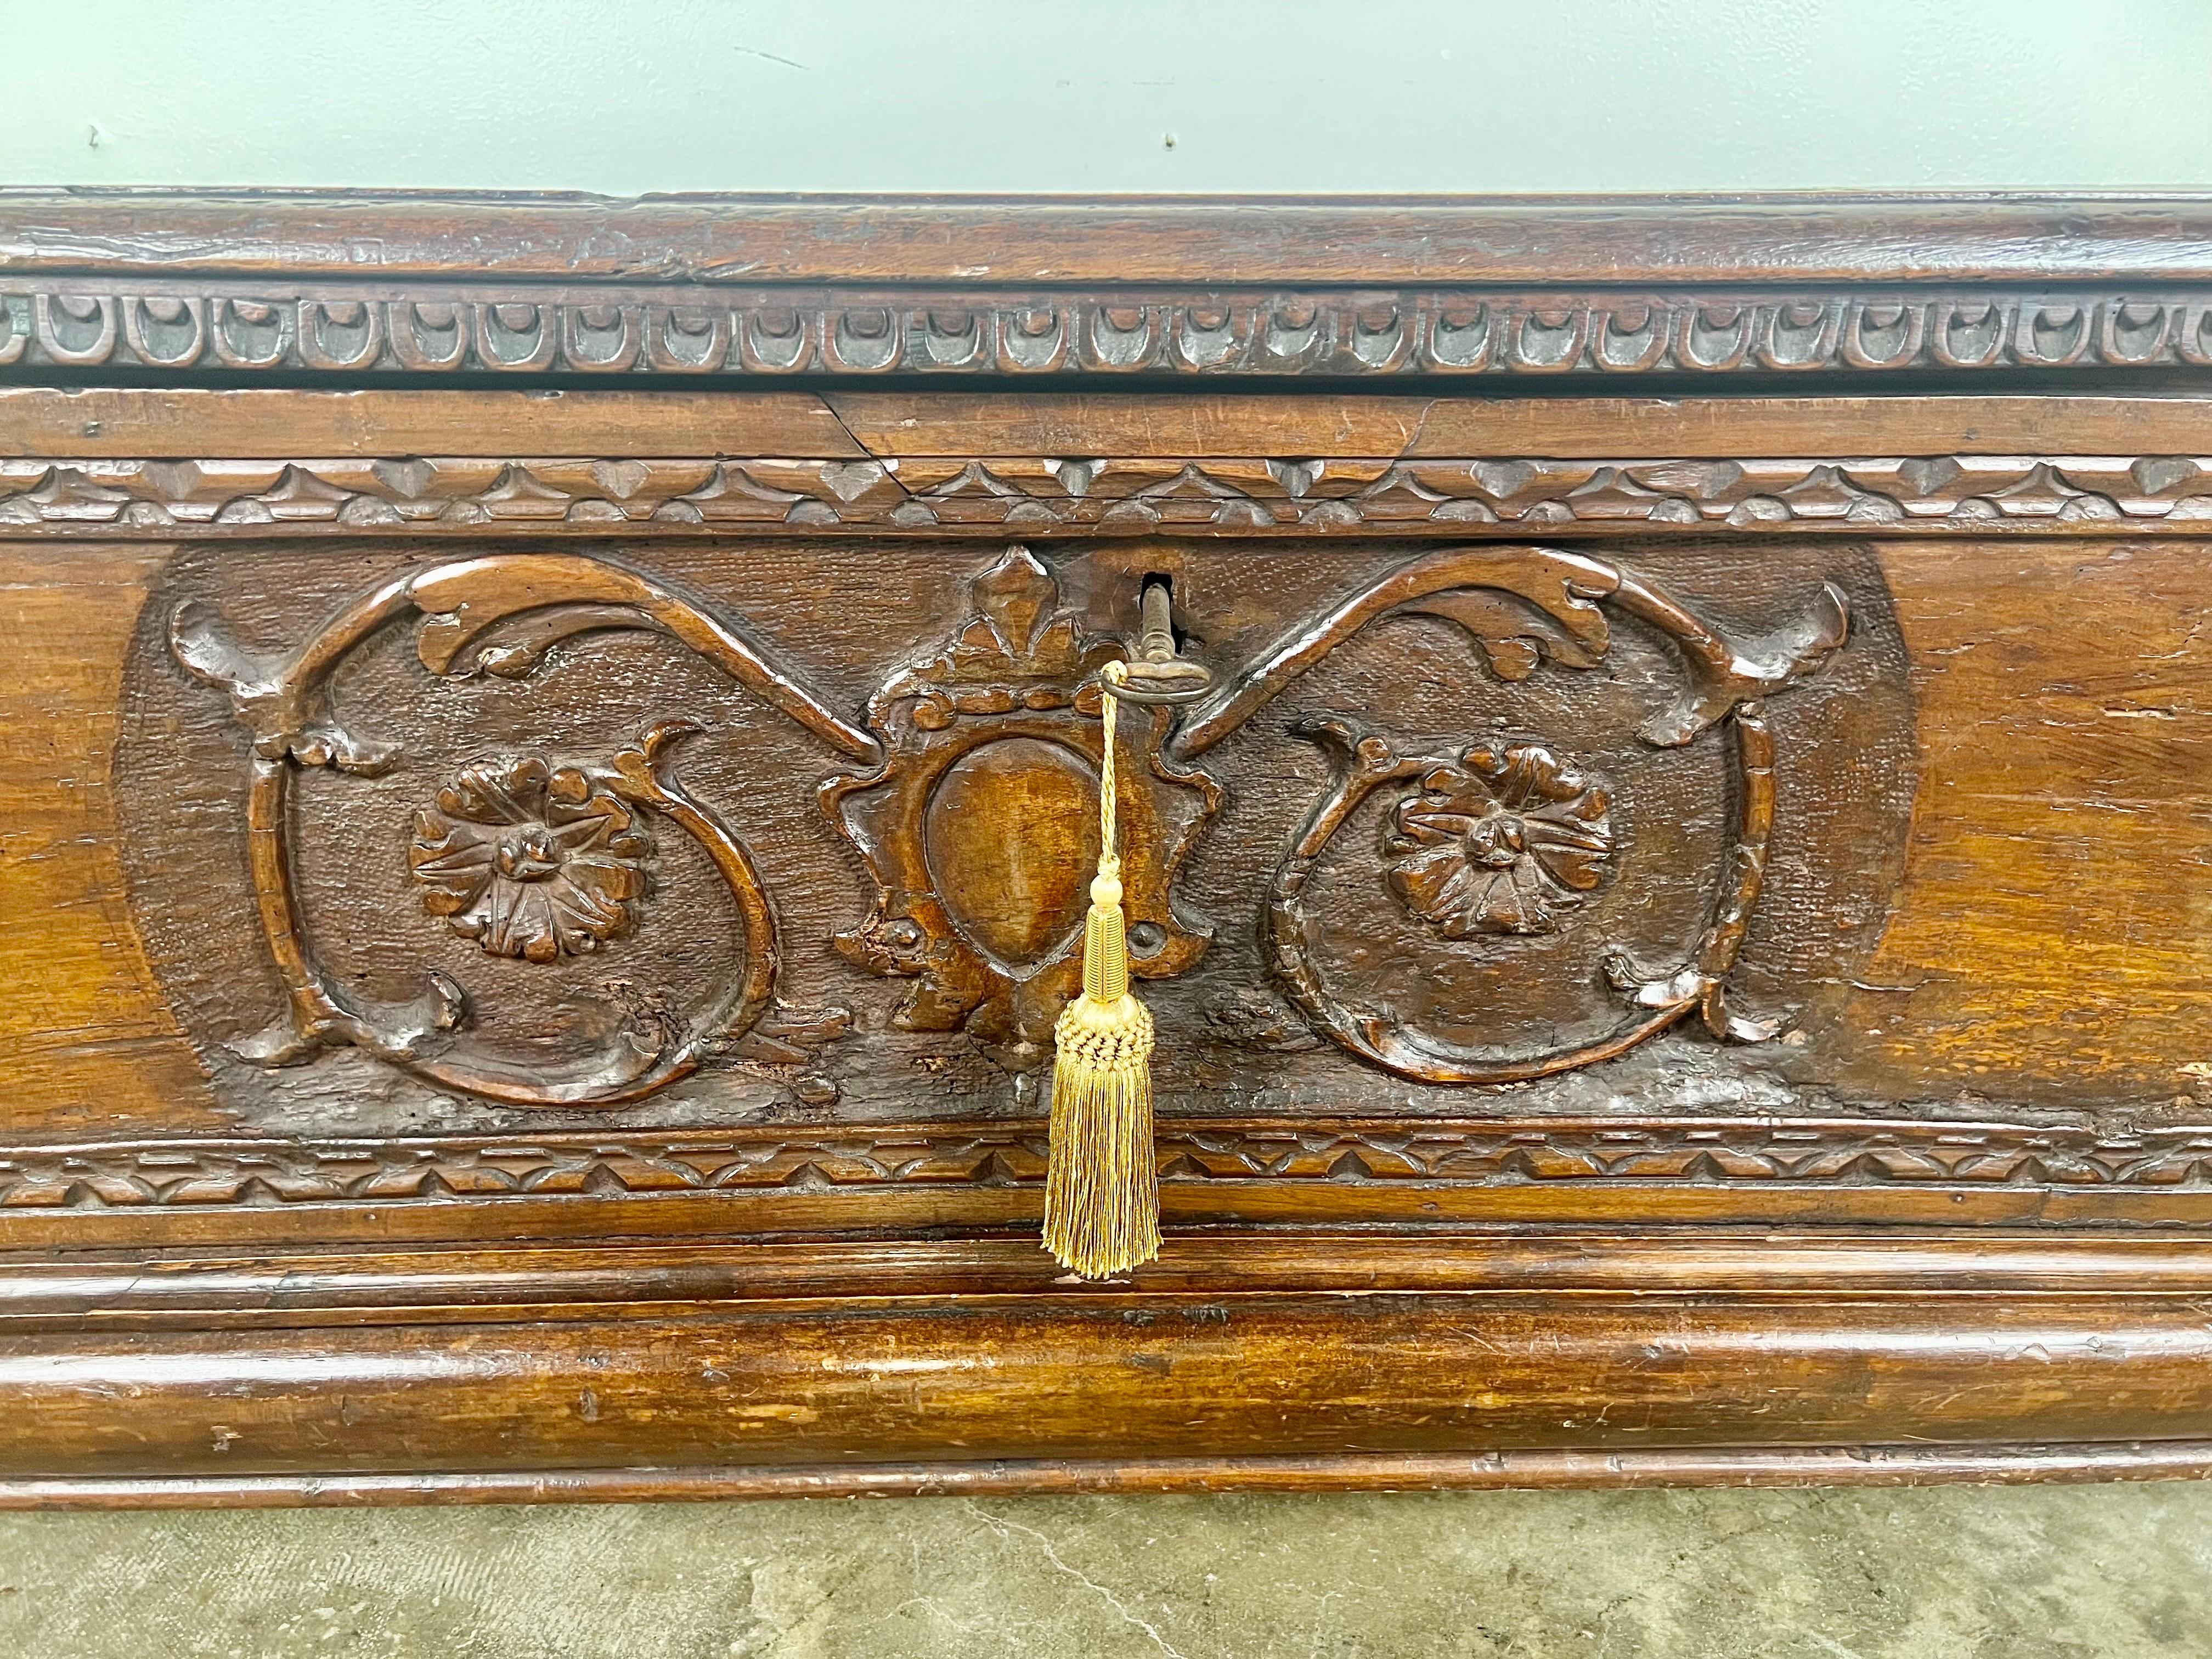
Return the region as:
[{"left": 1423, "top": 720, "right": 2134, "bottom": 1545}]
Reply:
[
  {"left": 5, "top": 1118, "right": 2211, "bottom": 1210},
  {"left": 4, "top": 285, "right": 2209, "bottom": 380},
  {"left": 8, "top": 454, "right": 2212, "bottom": 534}
]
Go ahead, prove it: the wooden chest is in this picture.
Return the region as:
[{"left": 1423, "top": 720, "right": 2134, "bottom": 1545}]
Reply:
[{"left": 6, "top": 191, "right": 2212, "bottom": 1502}]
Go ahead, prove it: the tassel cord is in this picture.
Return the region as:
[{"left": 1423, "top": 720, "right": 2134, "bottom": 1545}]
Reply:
[
  {"left": 1090, "top": 669, "right": 1124, "bottom": 1001},
  {"left": 1100, "top": 667, "right": 1118, "bottom": 864}
]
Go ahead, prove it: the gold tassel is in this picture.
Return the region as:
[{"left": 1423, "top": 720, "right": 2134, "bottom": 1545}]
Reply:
[{"left": 1044, "top": 662, "right": 1161, "bottom": 1278}]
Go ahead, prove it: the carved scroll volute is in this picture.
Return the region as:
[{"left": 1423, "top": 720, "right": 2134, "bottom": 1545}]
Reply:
[
  {"left": 823, "top": 547, "right": 1219, "bottom": 1072},
  {"left": 170, "top": 551, "right": 872, "bottom": 1107},
  {"left": 1157, "top": 543, "right": 1851, "bottom": 1084}
]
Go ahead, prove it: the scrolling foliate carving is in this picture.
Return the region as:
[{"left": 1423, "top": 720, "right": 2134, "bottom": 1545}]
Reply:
[
  {"left": 171, "top": 553, "right": 870, "bottom": 1108},
  {"left": 156, "top": 538, "right": 1870, "bottom": 1111},
  {"left": 1142, "top": 544, "right": 1848, "bottom": 1085}
]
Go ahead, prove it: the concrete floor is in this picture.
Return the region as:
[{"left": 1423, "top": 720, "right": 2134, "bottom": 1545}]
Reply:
[{"left": 0, "top": 1483, "right": 2205, "bottom": 1657}]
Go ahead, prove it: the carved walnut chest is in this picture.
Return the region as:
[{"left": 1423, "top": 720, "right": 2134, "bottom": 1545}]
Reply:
[{"left": 4, "top": 192, "right": 2211, "bottom": 1501}]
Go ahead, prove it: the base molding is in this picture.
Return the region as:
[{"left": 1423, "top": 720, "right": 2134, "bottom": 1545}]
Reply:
[
  {"left": 4, "top": 1227, "right": 2211, "bottom": 1502},
  {"left": 8, "top": 1442, "right": 2212, "bottom": 1510}
]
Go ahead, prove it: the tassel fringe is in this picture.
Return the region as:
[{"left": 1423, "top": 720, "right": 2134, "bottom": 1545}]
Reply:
[
  {"left": 1045, "top": 882, "right": 1159, "bottom": 1277},
  {"left": 1043, "top": 664, "right": 1163, "bottom": 1278}
]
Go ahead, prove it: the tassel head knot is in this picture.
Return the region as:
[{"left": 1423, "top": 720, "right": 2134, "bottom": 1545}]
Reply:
[{"left": 1054, "top": 990, "right": 1153, "bottom": 1070}]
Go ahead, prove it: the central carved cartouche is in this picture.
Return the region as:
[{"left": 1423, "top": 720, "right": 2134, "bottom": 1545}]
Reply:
[{"left": 825, "top": 546, "right": 1217, "bottom": 1073}]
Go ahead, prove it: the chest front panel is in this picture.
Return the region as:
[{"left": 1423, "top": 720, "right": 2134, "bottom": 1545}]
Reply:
[{"left": 5, "top": 195, "right": 2212, "bottom": 1498}]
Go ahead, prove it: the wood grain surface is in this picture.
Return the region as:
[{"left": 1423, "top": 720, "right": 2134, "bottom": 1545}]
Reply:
[
  {"left": 13, "top": 387, "right": 2210, "bottom": 462},
  {"left": 8, "top": 191, "right": 2212, "bottom": 283},
  {"left": 2, "top": 195, "right": 2210, "bottom": 1500}
]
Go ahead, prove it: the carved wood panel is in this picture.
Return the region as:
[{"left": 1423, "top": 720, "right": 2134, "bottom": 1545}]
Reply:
[{"left": 115, "top": 534, "right": 1914, "bottom": 1136}]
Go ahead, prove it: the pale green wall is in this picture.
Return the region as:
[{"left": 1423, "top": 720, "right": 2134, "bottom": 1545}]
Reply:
[{"left": 5, "top": 0, "right": 2211, "bottom": 194}]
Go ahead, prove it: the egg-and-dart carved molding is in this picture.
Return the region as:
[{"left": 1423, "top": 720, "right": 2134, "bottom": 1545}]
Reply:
[
  {"left": 3, "top": 1119, "right": 2211, "bottom": 1212},
  {"left": 11, "top": 453, "right": 2212, "bottom": 535},
  {"left": 7, "top": 285, "right": 2212, "bottom": 380}
]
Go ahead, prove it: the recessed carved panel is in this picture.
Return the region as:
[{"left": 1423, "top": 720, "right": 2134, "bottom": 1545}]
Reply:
[{"left": 117, "top": 535, "right": 1914, "bottom": 1133}]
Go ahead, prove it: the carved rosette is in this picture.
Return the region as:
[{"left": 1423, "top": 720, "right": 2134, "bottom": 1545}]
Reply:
[
  {"left": 409, "top": 758, "right": 653, "bottom": 962},
  {"left": 1383, "top": 743, "right": 1615, "bottom": 939}
]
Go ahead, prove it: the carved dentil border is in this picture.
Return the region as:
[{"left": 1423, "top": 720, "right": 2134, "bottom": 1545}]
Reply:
[
  {"left": 9, "top": 454, "right": 2212, "bottom": 534},
  {"left": 2, "top": 1119, "right": 2208, "bottom": 1210},
  {"left": 4, "top": 285, "right": 2208, "bottom": 379}
]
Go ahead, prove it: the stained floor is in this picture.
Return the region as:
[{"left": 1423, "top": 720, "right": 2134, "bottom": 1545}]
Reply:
[{"left": 0, "top": 1482, "right": 2205, "bottom": 1656}]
